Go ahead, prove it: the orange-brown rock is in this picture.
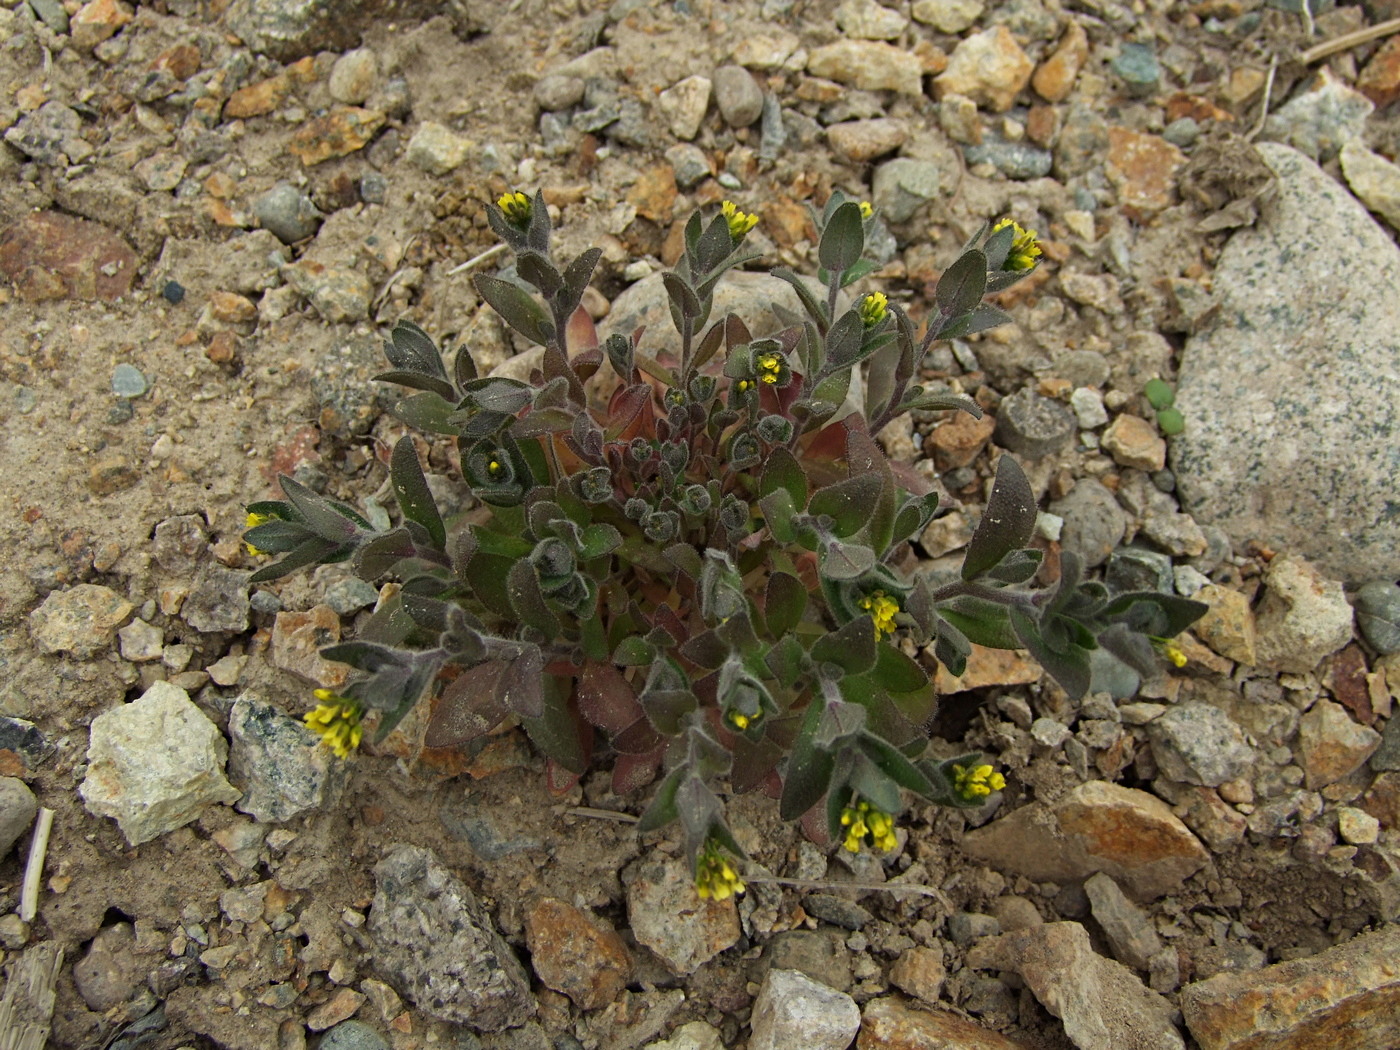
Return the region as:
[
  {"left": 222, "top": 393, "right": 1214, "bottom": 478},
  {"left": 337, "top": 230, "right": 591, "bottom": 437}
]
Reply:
[
  {"left": 928, "top": 409, "right": 996, "bottom": 469},
  {"left": 858, "top": 996, "right": 1033, "bottom": 1049},
  {"left": 1357, "top": 35, "right": 1400, "bottom": 108},
  {"left": 1106, "top": 127, "right": 1184, "bottom": 216},
  {"left": 0, "top": 211, "right": 138, "bottom": 302},
  {"left": 71, "top": 0, "right": 133, "bottom": 51},
  {"left": 934, "top": 644, "right": 1040, "bottom": 694},
  {"left": 523, "top": 897, "right": 632, "bottom": 1010},
  {"left": 289, "top": 107, "right": 384, "bottom": 165},
  {"left": 1031, "top": 22, "right": 1088, "bottom": 103},
  {"left": 1181, "top": 926, "right": 1400, "bottom": 1050},
  {"left": 626, "top": 164, "right": 678, "bottom": 223}
]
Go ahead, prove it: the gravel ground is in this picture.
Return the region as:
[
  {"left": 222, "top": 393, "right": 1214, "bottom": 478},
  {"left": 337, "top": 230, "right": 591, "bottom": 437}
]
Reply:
[{"left": 1, "top": 1, "right": 1399, "bottom": 1048}]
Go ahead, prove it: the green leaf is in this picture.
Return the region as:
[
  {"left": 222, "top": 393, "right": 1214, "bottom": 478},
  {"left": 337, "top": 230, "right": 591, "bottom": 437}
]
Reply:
[
  {"left": 1099, "top": 592, "right": 1209, "bottom": 638},
  {"left": 1143, "top": 378, "right": 1175, "bottom": 410},
  {"left": 521, "top": 675, "right": 589, "bottom": 774},
  {"left": 760, "top": 447, "right": 809, "bottom": 509},
  {"left": 392, "top": 391, "right": 460, "bottom": 435},
  {"left": 759, "top": 490, "right": 797, "bottom": 544},
  {"left": 986, "top": 548, "right": 1043, "bottom": 584},
  {"left": 819, "top": 201, "right": 865, "bottom": 274},
  {"left": 389, "top": 436, "right": 446, "bottom": 549},
  {"left": 809, "top": 472, "right": 882, "bottom": 538},
  {"left": 940, "top": 595, "right": 1019, "bottom": 649},
  {"left": 838, "top": 258, "right": 878, "bottom": 288},
  {"left": 278, "top": 475, "right": 362, "bottom": 544},
  {"left": 384, "top": 320, "right": 447, "bottom": 378},
  {"left": 780, "top": 701, "right": 836, "bottom": 820},
  {"left": 1156, "top": 407, "right": 1185, "bottom": 435},
  {"left": 507, "top": 559, "right": 561, "bottom": 637},
  {"left": 663, "top": 271, "right": 703, "bottom": 325},
  {"left": 771, "top": 267, "right": 830, "bottom": 331},
  {"left": 812, "top": 616, "right": 876, "bottom": 674},
  {"left": 849, "top": 752, "right": 901, "bottom": 815},
  {"left": 637, "top": 765, "right": 687, "bottom": 832},
  {"left": 898, "top": 389, "right": 984, "bottom": 416},
  {"left": 935, "top": 249, "right": 988, "bottom": 319},
  {"left": 578, "top": 523, "right": 622, "bottom": 561},
  {"left": 613, "top": 636, "right": 657, "bottom": 666},
  {"left": 962, "top": 455, "right": 1037, "bottom": 580},
  {"left": 870, "top": 644, "right": 928, "bottom": 694},
  {"left": 859, "top": 733, "right": 935, "bottom": 796},
  {"left": 819, "top": 539, "right": 875, "bottom": 581},
  {"left": 453, "top": 345, "right": 478, "bottom": 390},
  {"left": 562, "top": 246, "right": 603, "bottom": 303},
  {"left": 764, "top": 572, "right": 807, "bottom": 639},
  {"left": 765, "top": 633, "right": 806, "bottom": 689},
  {"left": 354, "top": 528, "right": 416, "bottom": 579},
  {"left": 892, "top": 491, "right": 940, "bottom": 546},
  {"left": 1010, "top": 606, "right": 1090, "bottom": 700},
  {"left": 823, "top": 309, "right": 865, "bottom": 371},
  {"left": 517, "top": 251, "right": 563, "bottom": 297},
  {"left": 474, "top": 274, "right": 555, "bottom": 346},
  {"left": 373, "top": 369, "right": 457, "bottom": 400},
  {"left": 663, "top": 542, "right": 704, "bottom": 580}
]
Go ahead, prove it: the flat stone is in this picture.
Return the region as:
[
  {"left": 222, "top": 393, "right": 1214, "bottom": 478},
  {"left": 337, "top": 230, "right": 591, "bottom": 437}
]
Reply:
[
  {"left": 288, "top": 107, "right": 384, "bottom": 166},
  {"left": 1193, "top": 584, "right": 1257, "bottom": 665},
  {"left": 1296, "top": 699, "right": 1380, "bottom": 789},
  {"left": 962, "top": 134, "right": 1052, "bottom": 180},
  {"left": 994, "top": 389, "right": 1076, "bottom": 458},
  {"left": 731, "top": 31, "right": 802, "bottom": 71},
  {"left": 1178, "top": 786, "right": 1246, "bottom": 852},
  {"left": 749, "top": 969, "right": 860, "bottom": 1050},
  {"left": 1353, "top": 580, "right": 1400, "bottom": 655},
  {"left": 1106, "top": 127, "right": 1184, "bottom": 215},
  {"left": 523, "top": 897, "right": 631, "bottom": 1010},
  {"left": 1116, "top": 473, "right": 1207, "bottom": 558},
  {"left": 1181, "top": 926, "right": 1400, "bottom": 1050},
  {"left": 269, "top": 605, "right": 350, "bottom": 687},
  {"left": 933, "top": 643, "right": 1041, "bottom": 693},
  {"left": 1357, "top": 33, "right": 1400, "bottom": 107},
  {"left": 1032, "top": 22, "right": 1089, "bottom": 103},
  {"left": 759, "top": 930, "right": 854, "bottom": 993},
  {"left": 1101, "top": 414, "right": 1166, "bottom": 471},
  {"left": 624, "top": 854, "right": 740, "bottom": 976},
  {"left": 4, "top": 102, "right": 93, "bottom": 165},
  {"left": 827, "top": 118, "right": 908, "bottom": 163},
  {"left": 836, "top": 0, "right": 908, "bottom": 39},
  {"left": 0, "top": 211, "right": 138, "bottom": 302},
  {"left": 226, "top": 0, "right": 475, "bottom": 63},
  {"left": 282, "top": 259, "right": 373, "bottom": 323},
  {"left": 370, "top": 844, "right": 535, "bottom": 1029},
  {"left": 871, "top": 158, "right": 942, "bottom": 223},
  {"left": 1261, "top": 67, "right": 1372, "bottom": 163},
  {"left": 404, "top": 121, "right": 472, "bottom": 176},
  {"left": 656, "top": 75, "right": 712, "bottom": 140},
  {"left": 117, "top": 619, "right": 164, "bottom": 662},
  {"left": 1049, "top": 480, "right": 1127, "bottom": 570},
  {"left": 967, "top": 922, "right": 1184, "bottom": 1050},
  {"left": 911, "top": 0, "right": 985, "bottom": 34},
  {"left": 934, "top": 26, "right": 1033, "bottom": 113},
  {"left": 29, "top": 584, "right": 133, "bottom": 659},
  {"left": 228, "top": 694, "right": 346, "bottom": 822},
  {"left": 329, "top": 48, "right": 378, "bottom": 105},
  {"left": 534, "top": 73, "right": 585, "bottom": 111},
  {"left": 73, "top": 922, "right": 145, "bottom": 1011},
  {"left": 626, "top": 164, "right": 678, "bottom": 223},
  {"left": 1339, "top": 142, "right": 1400, "bottom": 232},
  {"left": 134, "top": 151, "right": 187, "bottom": 192},
  {"left": 860, "top": 996, "right": 1028, "bottom": 1048},
  {"left": 645, "top": 1021, "right": 726, "bottom": 1050},
  {"left": 888, "top": 946, "right": 946, "bottom": 1006},
  {"left": 70, "top": 0, "right": 132, "bottom": 50},
  {"left": 961, "top": 781, "right": 1209, "bottom": 901},
  {"left": 1175, "top": 145, "right": 1400, "bottom": 581},
  {"left": 1084, "top": 872, "right": 1163, "bottom": 972},
  {"left": 1146, "top": 702, "right": 1254, "bottom": 788},
  {"left": 182, "top": 563, "right": 251, "bottom": 634},
  {"left": 807, "top": 40, "right": 924, "bottom": 96},
  {"left": 80, "top": 681, "right": 241, "bottom": 846},
  {"left": 1254, "top": 556, "right": 1354, "bottom": 673}
]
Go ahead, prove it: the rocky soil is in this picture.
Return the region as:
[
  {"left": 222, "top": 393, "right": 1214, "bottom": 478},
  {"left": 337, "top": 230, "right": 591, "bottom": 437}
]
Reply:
[{"left": 1, "top": 0, "right": 1400, "bottom": 1048}]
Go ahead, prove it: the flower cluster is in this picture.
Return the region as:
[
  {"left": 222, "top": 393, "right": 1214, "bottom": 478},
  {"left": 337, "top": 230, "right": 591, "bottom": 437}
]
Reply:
[
  {"left": 993, "top": 218, "right": 1041, "bottom": 272},
  {"left": 695, "top": 838, "right": 746, "bottom": 901},
  {"left": 304, "top": 690, "right": 365, "bottom": 758},
  {"left": 497, "top": 190, "right": 532, "bottom": 228},
  {"left": 840, "top": 798, "right": 898, "bottom": 853},
  {"left": 859, "top": 291, "right": 889, "bottom": 327},
  {"left": 244, "top": 511, "right": 272, "bottom": 556},
  {"left": 859, "top": 591, "right": 899, "bottom": 640},
  {"left": 721, "top": 199, "right": 759, "bottom": 241},
  {"left": 755, "top": 351, "right": 783, "bottom": 385},
  {"left": 952, "top": 763, "right": 1006, "bottom": 802}
]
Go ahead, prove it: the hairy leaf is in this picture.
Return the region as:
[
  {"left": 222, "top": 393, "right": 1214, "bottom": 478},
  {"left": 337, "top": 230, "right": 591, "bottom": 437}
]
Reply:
[
  {"left": 935, "top": 249, "right": 987, "bottom": 319},
  {"left": 812, "top": 616, "right": 876, "bottom": 674},
  {"left": 819, "top": 201, "right": 865, "bottom": 274},
  {"left": 474, "top": 274, "right": 554, "bottom": 346},
  {"left": 390, "top": 437, "right": 446, "bottom": 549},
  {"left": 962, "top": 455, "right": 1037, "bottom": 580},
  {"left": 780, "top": 701, "right": 836, "bottom": 820}
]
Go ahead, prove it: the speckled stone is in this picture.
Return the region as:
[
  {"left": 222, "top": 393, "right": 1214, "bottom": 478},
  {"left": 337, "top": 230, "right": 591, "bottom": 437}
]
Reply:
[{"left": 1172, "top": 144, "right": 1400, "bottom": 581}]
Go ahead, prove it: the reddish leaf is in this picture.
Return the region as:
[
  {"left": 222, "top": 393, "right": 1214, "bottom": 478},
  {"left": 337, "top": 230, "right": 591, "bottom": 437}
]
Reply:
[
  {"left": 612, "top": 718, "right": 663, "bottom": 755},
  {"left": 565, "top": 303, "right": 598, "bottom": 352},
  {"left": 612, "top": 748, "right": 662, "bottom": 795},
  {"left": 545, "top": 758, "right": 582, "bottom": 796},
  {"left": 577, "top": 662, "right": 644, "bottom": 734},
  {"left": 424, "top": 661, "right": 509, "bottom": 747}
]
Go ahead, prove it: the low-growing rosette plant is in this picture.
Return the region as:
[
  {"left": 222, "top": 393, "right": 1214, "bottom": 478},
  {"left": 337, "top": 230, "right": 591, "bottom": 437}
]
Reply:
[{"left": 245, "top": 190, "right": 1205, "bottom": 895}]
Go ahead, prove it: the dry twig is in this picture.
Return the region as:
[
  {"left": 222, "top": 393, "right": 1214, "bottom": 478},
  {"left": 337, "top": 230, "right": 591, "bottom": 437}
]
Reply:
[{"left": 1300, "top": 16, "right": 1400, "bottom": 64}]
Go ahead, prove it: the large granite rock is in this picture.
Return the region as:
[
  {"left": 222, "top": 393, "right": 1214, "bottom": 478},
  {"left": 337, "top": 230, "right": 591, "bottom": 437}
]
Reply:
[{"left": 1172, "top": 144, "right": 1400, "bottom": 581}]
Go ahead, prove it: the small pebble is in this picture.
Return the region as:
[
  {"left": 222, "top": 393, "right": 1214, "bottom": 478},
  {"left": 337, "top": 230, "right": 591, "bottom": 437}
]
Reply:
[
  {"left": 161, "top": 280, "right": 186, "bottom": 304},
  {"left": 111, "top": 364, "right": 148, "bottom": 398},
  {"left": 1163, "top": 117, "right": 1199, "bottom": 148}
]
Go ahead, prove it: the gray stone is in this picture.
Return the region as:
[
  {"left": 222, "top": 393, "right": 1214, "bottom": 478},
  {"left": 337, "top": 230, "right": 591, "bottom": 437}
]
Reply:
[
  {"left": 1070, "top": 387, "right": 1108, "bottom": 429},
  {"left": 994, "top": 388, "right": 1076, "bottom": 458},
  {"left": 656, "top": 75, "right": 711, "bottom": 141},
  {"left": 0, "top": 718, "right": 53, "bottom": 775},
  {"left": 225, "top": 0, "right": 477, "bottom": 62},
  {"left": 759, "top": 930, "right": 854, "bottom": 993},
  {"left": 534, "top": 74, "right": 585, "bottom": 112},
  {"left": 228, "top": 695, "right": 346, "bottom": 822},
  {"left": 1083, "top": 871, "right": 1164, "bottom": 970},
  {"left": 1163, "top": 117, "right": 1200, "bottom": 148},
  {"left": 29, "top": 584, "right": 134, "bottom": 659},
  {"left": 1260, "top": 68, "right": 1371, "bottom": 163},
  {"left": 26, "top": 0, "right": 69, "bottom": 33},
  {"left": 111, "top": 364, "right": 148, "bottom": 398},
  {"left": 1055, "top": 103, "right": 1111, "bottom": 179},
  {"left": 962, "top": 135, "right": 1053, "bottom": 180},
  {"left": 310, "top": 332, "right": 392, "bottom": 437},
  {"left": 1147, "top": 703, "right": 1254, "bottom": 788},
  {"left": 644, "top": 1021, "right": 725, "bottom": 1050},
  {"left": 369, "top": 844, "right": 535, "bottom": 1029},
  {"left": 747, "top": 969, "right": 860, "bottom": 1050},
  {"left": 182, "top": 564, "right": 251, "bottom": 634},
  {"left": 323, "top": 577, "right": 380, "bottom": 615},
  {"left": 624, "top": 854, "right": 740, "bottom": 976},
  {"left": 152, "top": 515, "right": 208, "bottom": 574},
  {"left": 665, "top": 143, "right": 713, "bottom": 189},
  {"left": 1105, "top": 546, "right": 1174, "bottom": 595},
  {"left": 806, "top": 40, "right": 924, "bottom": 95},
  {"left": 439, "top": 794, "right": 542, "bottom": 860},
  {"left": 254, "top": 182, "right": 323, "bottom": 245},
  {"left": 1117, "top": 472, "right": 1207, "bottom": 558},
  {"left": 713, "top": 65, "right": 764, "bottom": 127},
  {"left": 0, "top": 778, "right": 36, "bottom": 859},
  {"left": 405, "top": 121, "right": 472, "bottom": 176},
  {"left": 801, "top": 894, "right": 872, "bottom": 931},
  {"left": 282, "top": 261, "right": 373, "bottom": 324},
  {"left": 1353, "top": 580, "right": 1400, "bottom": 655},
  {"left": 80, "top": 681, "right": 241, "bottom": 846},
  {"left": 1049, "top": 480, "right": 1127, "bottom": 570},
  {"left": 117, "top": 619, "right": 164, "bottom": 662},
  {"left": 1340, "top": 143, "right": 1400, "bottom": 232},
  {"left": 1111, "top": 43, "right": 1160, "bottom": 97},
  {"left": 911, "top": 0, "right": 984, "bottom": 33},
  {"left": 948, "top": 912, "right": 1001, "bottom": 947},
  {"left": 72, "top": 922, "right": 147, "bottom": 1012},
  {"left": 359, "top": 172, "right": 388, "bottom": 204},
  {"left": 318, "top": 1020, "right": 390, "bottom": 1050},
  {"left": 3, "top": 102, "right": 93, "bottom": 165},
  {"left": 1177, "top": 144, "right": 1400, "bottom": 581},
  {"left": 329, "top": 48, "right": 378, "bottom": 105},
  {"left": 871, "top": 158, "right": 941, "bottom": 223},
  {"left": 836, "top": 0, "right": 908, "bottom": 39},
  {"left": 1254, "top": 555, "right": 1354, "bottom": 673}
]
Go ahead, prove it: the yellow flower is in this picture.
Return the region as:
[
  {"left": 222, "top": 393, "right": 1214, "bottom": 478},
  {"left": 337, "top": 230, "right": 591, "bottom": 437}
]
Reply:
[
  {"left": 859, "top": 291, "right": 888, "bottom": 327},
  {"left": 726, "top": 707, "right": 762, "bottom": 732},
  {"left": 992, "top": 217, "right": 1041, "bottom": 272},
  {"left": 244, "top": 511, "right": 272, "bottom": 557},
  {"left": 497, "top": 190, "right": 532, "bottom": 228},
  {"left": 755, "top": 352, "right": 783, "bottom": 385},
  {"left": 858, "top": 591, "right": 899, "bottom": 639},
  {"left": 859, "top": 200, "right": 873, "bottom": 219},
  {"left": 305, "top": 690, "right": 365, "bottom": 758},
  {"left": 721, "top": 200, "right": 759, "bottom": 241},
  {"left": 953, "top": 763, "right": 1006, "bottom": 802},
  {"left": 1151, "top": 637, "right": 1188, "bottom": 668},
  {"left": 695, "top": 838, "right": 746, "bottom": 901},
  {"left": 839, "top": 799, "right": 898, "bottom": 854},
  {"left": 737, "top": 379, "right": 751, "bottom": 393}
]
